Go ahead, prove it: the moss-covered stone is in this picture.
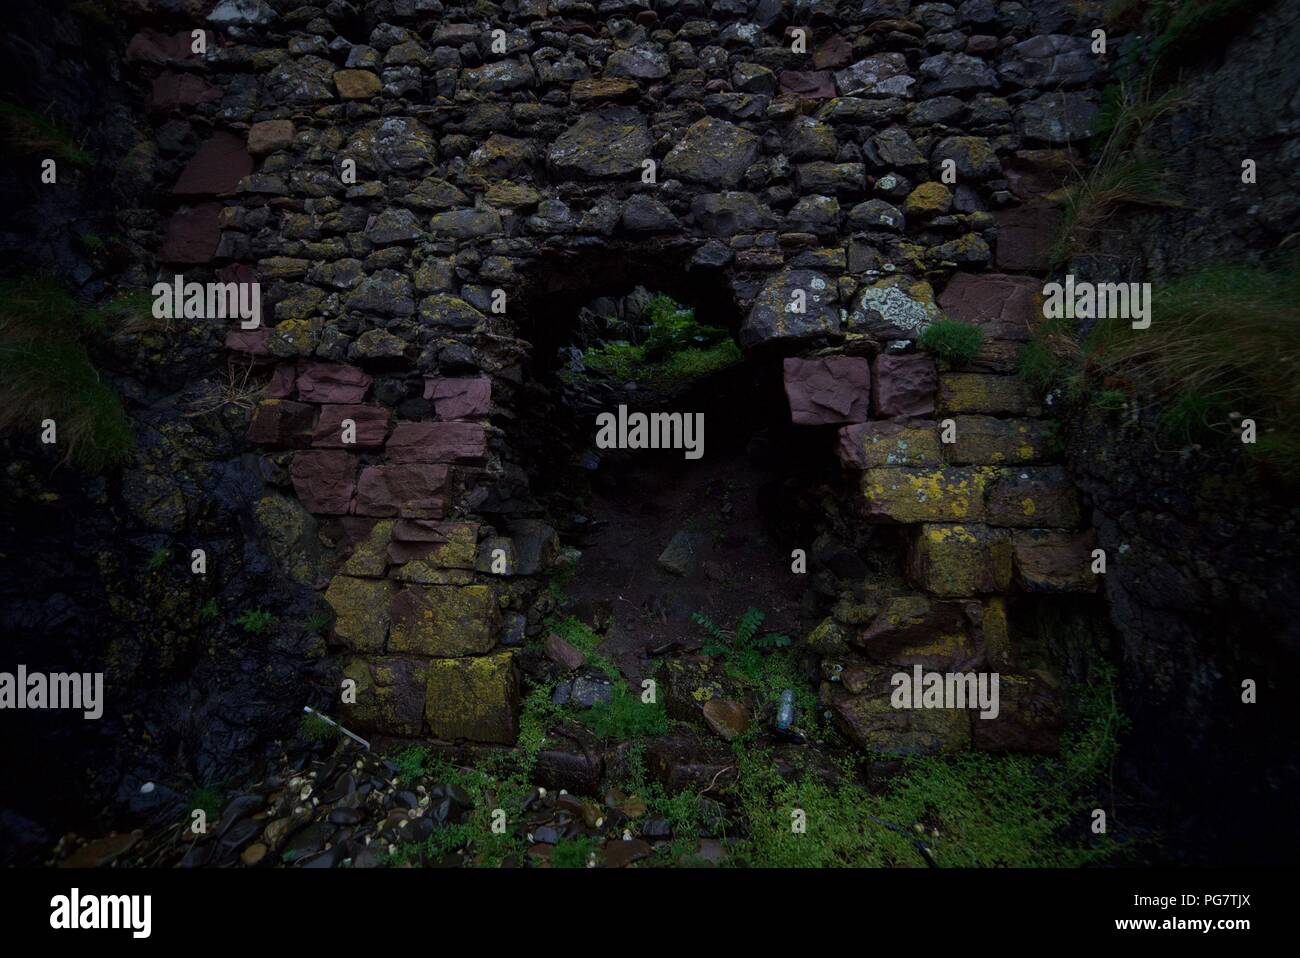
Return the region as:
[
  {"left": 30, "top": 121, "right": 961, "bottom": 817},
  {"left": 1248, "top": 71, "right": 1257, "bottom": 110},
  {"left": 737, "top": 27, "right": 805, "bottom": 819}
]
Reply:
[
  {"left": 324, "top": 575, "right": 395, "bottom": 652},
  {"left": 831, "top": 677, "right": 972, "bottom": 756},
  {"left": 860, "top": 466, "right": 997, "bottom": 523},
  {"left": 859, "top": 593, "right": 974, "bottom": 666},
  {"left": 906, "top": 522, "right": 1013, "bottom": 596},
  {"left": 944, "top": 416, "right": 1055, "bottom": 465},
  {"left": 389, "top": 584, "right": 499, "bottom": 656},
  {"left": 838, "top": 421, "right": 941, "bottom": 469},
  {"left": 938, "top": 373, "right": 1039, "bottom": 416},
  {"left": 985, "top": 467, "right": 1082, "bottom": 529},
  {"left": 903, "top": 180, "right": 954, "bottom": 215},
  {"left": 255, "top": 493, "right": 321, "bottom": 585},
  {"left": 340, "top": 656, "right": 428, "bottom": 736},
  {"left": 424, "top": 651, "right": 518, "bottom": 744},
  {"left": 339, "top": 520, "right": 393, "bottom": 577}
]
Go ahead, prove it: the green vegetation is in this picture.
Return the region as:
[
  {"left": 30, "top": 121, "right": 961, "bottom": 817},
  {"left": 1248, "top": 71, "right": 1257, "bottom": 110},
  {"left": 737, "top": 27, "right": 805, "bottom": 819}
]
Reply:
[
  {"left": 198, "top": 598, "right": 220, "bottom": 623},
  {"left": 0, "top": 102, "right": 90, "bottom": 167},
  {"left": 188, "top": 785, "right": 224, "bottom": 820},
  {"left": 303, "top": 611, "right": 332, "bottom": 635},
  {"left": 234, "top": 609, "right": 277, "bottom": 635},
  {"left": 580, "top": 293, "right": 742, "bottom": 389},
  {"left": 1053, "top": 70, "right": 1184, "bottom": 265},
  {"left": 545, "top": 615, "right": 669, "bottom": 738},
  {"left": 727, "top": 664, "right": 1129, "bottom": 867},
  {"left": 299, "top": 711, "right": 342, "bottom": 743},
  {"left": 1023, "top": 260, "right": 1300, "bottom": 469},
  {"left": 145, "top": 546, "right": 170, "bottom": 571},
  {"left": 551, "top": 835, "right": 600, "bottom": 868},
  {"left": 0, "top": 277, "right": 133, "bottom": 471},
  {"left": 918, "top": 319, "right": 985, "bottom": 365}
]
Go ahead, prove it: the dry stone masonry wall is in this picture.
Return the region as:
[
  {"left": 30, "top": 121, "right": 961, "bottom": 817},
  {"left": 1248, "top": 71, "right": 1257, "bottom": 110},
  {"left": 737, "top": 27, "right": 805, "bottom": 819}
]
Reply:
[{"left": 130, "top": 0, "right": 1113, "bottom": 750}]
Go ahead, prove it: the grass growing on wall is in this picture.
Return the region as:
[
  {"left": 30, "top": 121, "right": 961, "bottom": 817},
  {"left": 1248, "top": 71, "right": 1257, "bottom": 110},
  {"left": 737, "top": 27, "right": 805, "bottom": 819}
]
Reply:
[
  {"left": 0, "top": 102, "right": 90, "bottom": 168},
  {"left": 0, "top": 277, "right": 133, "bottom": 471},
  {"left": 1020, "top": 260, "right": 1300, "bottom": 469}
]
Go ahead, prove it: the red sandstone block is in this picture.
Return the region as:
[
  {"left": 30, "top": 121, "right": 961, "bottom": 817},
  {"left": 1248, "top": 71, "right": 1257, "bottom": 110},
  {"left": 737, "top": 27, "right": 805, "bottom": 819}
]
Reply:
[
  {"left": 311, "top": 404, "right": 391, "bottom": 449},
  {"left": 354, "top": 464, "right": 449, "bottom": 518},
  {"left": 386, "top": 421, "right": 487, "bottom": 464},
  {"left": 783, "top": 356, "right": 871, "bottom": 425},
  {"left": 290, "top": 450, "right": 357, "bottom": 515}
]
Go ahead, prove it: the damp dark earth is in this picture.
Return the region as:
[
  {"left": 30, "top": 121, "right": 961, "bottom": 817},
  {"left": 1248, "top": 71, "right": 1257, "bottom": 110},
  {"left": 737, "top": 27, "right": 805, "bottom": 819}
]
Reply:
[{"left": 0, "top": 0, "right": 1297, "bottom": 882}]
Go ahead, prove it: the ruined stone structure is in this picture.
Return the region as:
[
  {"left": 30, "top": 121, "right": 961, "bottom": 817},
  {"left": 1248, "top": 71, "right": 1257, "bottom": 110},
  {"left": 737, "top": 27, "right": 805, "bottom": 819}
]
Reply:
[{"left": 123, "top": 0, "right": 1112, "bottom": 751}]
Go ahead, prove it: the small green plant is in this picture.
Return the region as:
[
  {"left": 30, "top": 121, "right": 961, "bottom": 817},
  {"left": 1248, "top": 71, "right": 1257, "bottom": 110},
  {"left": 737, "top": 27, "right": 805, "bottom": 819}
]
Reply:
[
  {"left": 303, "top": 611, "right": 331, "bottom": 635},
  {"left": 580, "top": 683, "right": 669, "bottom": 739},
  {"left": 1093, "top": 388, "right": 1129, "bottom": 413},
  {"left": 198, "top": 598, "right": 220, "bottom": 622},
  {"left": 580, "top": 292, "right": 741, "bottom": 389},
  {"left": 299, "top": 711, "right": 341, "bottom": 743},
  {"left": 394, "top": 745, "right": 432, "bottom": 787},
  {"left": 919, "top": 319, "right": 985, "bottom": 364},
  {"left": 145, "top": 546, "right": 170, "bottom": 571},
  {"left": 234, "top": 609, "right": 277, "bottom": 635}
]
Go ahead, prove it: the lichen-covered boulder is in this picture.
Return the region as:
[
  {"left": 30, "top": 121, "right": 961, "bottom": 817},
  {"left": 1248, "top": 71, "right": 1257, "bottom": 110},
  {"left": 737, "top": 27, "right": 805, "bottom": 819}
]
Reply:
[
  {"left": 389, "top": 584, "right": 499, "bottom": 656},
  {"left": 663, "top": 117, "right": 761, "bottom": 188},
  {"left": 847, "top": 276, "right": 942, "bottom": 342},
  {"left": 324, "top": 575, "right": 395, "bottom": 652},
  {"left": 740, "top": 269, "right": 840, "bottom": 349},
  {"left": 547, "top": 107, "right": 652, "bottom": 179},
  {"left": 424, "top": 651, "right": 519, "bottom": 744}
]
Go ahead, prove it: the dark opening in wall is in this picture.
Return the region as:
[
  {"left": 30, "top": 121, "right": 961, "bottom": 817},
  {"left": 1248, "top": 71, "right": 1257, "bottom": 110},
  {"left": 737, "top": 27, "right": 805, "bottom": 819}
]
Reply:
[{"left": 500, "top": 251, "right": 909, "bottom": 694}]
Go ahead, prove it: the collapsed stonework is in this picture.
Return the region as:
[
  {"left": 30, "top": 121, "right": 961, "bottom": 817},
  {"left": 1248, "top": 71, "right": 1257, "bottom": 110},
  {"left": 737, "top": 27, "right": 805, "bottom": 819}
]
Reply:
[{"left": 125, "top": 0, "right": 1114, "bottom": 752}]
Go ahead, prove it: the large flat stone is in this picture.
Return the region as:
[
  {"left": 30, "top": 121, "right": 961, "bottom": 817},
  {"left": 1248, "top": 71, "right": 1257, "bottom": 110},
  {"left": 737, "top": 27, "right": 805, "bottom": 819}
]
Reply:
[
  {"left": 905, "top": 523, "right": 1013, "bottom": 597},
  {"left": 938, "top": 373, "right": 1039, "bottom": 416},
  {"left": 837, "top": 420, "right": 941, "bottom": 469},
  {"left": 289, "top": 450, "right": 357, "bottom": 515},
  {"left": 783, "top": 356, "right": 871, "bottom": 425},
  {"left": 389, "top": 585, "right": 499, "bottom": 656},
  {"left": 424, "top": 652, "right": 519, "bottom": 744},
  {"left": 985, "top": 467, "right": 1082, "bottom": 529},
  {"left": 663, "top": 117, "right": 761, "bottom": 189},
  {"left": 943, "top": 416, "right": 1056, "bottom": 466},
  {"left": 1012, "top": 529, "right": 1098, "bottom": 592},
  {"left": 740, "top": 269, "right": 840, "bottom": 349},
  {"left": 340, "top": 656, "right": 428, "bottom": 736},
  {"left": 324, "top": 575, "right": 395, "bottom": 652},
  {"left": 860, "top": 466, "right": 994, "bottom": 523},
  {"left": 354, "top": 464, "right": 449, "bottom": 518}
]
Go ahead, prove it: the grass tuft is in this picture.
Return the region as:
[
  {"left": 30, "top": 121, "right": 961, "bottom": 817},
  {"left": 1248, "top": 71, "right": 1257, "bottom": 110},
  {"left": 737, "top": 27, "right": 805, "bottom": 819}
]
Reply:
[
  {"left": 0, "top": 277, "right": 133, "bottom": 471},
  {"left": 0, "top": 102, "right": 90, "bottom": 168},
  {"left": 918, "top": 319, "right": 985, "bottom": 365}
]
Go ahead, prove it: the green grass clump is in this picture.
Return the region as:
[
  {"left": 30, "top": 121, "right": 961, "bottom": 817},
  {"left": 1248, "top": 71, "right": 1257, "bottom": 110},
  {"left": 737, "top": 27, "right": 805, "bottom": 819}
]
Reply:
[
  {"left": 0, "top": 103, "right": 90, "bottom": 167},
  {"left": 580, "top": 292, "right": 741, "bottom": 389},
  {"left": 918, "top": 319, "right": 985, "bottom": 365},
  {"left": 550, "top": 835, "right": 600, "bottom": 869},
  {"left": 234, "top": 609, "right": 277, "bottom": 635},
  {"left": 1092, "top": 262, "right": 1300, "bottom": 457},
  {"left": 303, "top": 611, "right": 331, "bottom": 635},
  {"left": 299, "top": 711, "right": 342, "bottom": 743},
  {"left": 580, "top": 682, "right": 669, "bottom": 739},
  {"left": 0, "top": 277, "right": 133, "bottom": 471},
  {"left": 188, "top": 785, "right": 224, "bottom": 820},
  {"left": 145, "top": 546, "right": 170, "bottom": 571}
]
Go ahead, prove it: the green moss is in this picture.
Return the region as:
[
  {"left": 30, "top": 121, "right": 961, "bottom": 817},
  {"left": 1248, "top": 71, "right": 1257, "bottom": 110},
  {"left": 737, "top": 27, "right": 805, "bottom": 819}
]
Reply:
[
  {"left": 551, "top": 835, "right": 600, "bottom": 868},
  {"left": 187, "top": 785, "right": 224, "bottom": 820},
  {"left": 579, "top": 683, "right": 669, "bottom": 739},
  {"left": 919, "top": 319, "right": 985, "bottom": 365},
  {"left": 728, "top": 665, "right": 1130, "bottom": 867},
  {"left": 145, "top": 546, "right": 171, "bottom": 571}
]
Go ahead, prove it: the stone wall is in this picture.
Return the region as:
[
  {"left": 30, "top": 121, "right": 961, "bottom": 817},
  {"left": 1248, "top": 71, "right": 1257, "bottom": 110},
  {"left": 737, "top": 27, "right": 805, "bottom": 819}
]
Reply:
[{"left": 125, "top": 0, "right": 1117, "bottom": 749}]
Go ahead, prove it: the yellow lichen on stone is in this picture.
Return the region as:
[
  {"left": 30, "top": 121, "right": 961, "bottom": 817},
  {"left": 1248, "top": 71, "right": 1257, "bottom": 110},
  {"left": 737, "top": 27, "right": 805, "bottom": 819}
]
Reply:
[
  {"left": 324, "top": 575, "right": 395, "bottom": 652},
  {"left": 424, "top": 651, "right": 518, "bottom": 744}
]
